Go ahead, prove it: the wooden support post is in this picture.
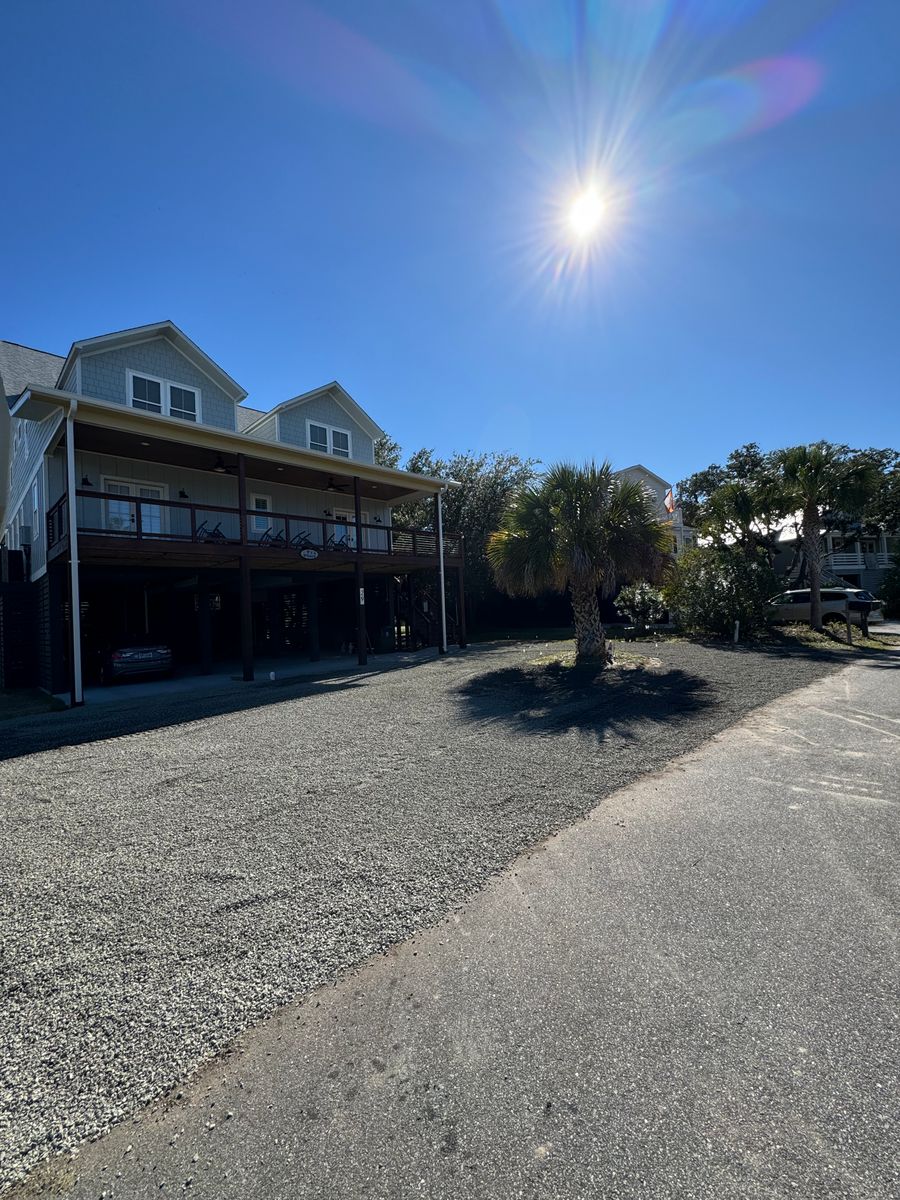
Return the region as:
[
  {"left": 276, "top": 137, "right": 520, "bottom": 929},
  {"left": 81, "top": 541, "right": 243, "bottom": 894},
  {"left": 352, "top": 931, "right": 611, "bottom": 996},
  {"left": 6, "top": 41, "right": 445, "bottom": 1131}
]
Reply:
[
  {"left": 240, "top": 555, "right": 254, "bottom": 681},
  {"left": 457, "top": 564, "right": 467, "bottom": 648},
  {"left": 237, "top": 453, "right": 248, "bottom": 546},
  {"left": 355, "top": 561, "right": 367, "bottom": 665},
  {"left": 198, "top": 574, "right": 213, "bottom": 675},
  {"left": 307, "top": 580, "right": 320, "bottom": 662}
]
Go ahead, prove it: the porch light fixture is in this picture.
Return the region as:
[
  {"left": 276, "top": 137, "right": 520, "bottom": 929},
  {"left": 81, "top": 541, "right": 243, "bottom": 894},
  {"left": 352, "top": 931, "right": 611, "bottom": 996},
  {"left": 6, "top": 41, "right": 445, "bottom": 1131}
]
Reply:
[
  {"left": 212, "top": 456, "right": 227, "bottom": 474},
  {"left": 323, "top": 508, "right": 333, "bottom": 518},
  {"left": 81, "top": 476, "right": 94, "bottom": 487},
  {"left": 374, "top": 516, "right": 383, "bottom": 524},
  {"left": 179, "top": 489, "right": 189, "bottom": 499},
  {"left": 140, "top": 441, "right": 151, "bottom": 447}
]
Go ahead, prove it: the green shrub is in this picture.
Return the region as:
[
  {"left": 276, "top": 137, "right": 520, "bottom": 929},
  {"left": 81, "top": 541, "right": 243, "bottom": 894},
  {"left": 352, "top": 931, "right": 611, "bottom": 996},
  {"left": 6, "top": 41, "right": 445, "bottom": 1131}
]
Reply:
[
  {"left": 664, "top": 545, "right": 779, "bottom": 639},
  {"left": 880, "top": 556, "right": 900, "bottom": 617},
  {"left": 615, "top": 581, "right": 666, "bottom": 632}
]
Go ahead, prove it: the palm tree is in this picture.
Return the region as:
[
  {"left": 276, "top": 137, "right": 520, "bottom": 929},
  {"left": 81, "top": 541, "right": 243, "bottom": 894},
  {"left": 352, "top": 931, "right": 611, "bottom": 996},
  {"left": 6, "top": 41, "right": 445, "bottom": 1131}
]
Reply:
[
  {"left": 487, "top": 461, "right": 670, "bottom": 664},
  {"left": 774, "top": 443, "right": 880, "bottom": 630}
]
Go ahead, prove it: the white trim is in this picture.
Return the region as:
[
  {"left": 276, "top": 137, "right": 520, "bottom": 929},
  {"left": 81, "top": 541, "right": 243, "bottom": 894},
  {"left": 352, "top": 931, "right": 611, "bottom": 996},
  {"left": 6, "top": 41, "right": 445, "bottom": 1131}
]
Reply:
[
  {"left": 243, "top": 381, "right": 384, "bottom": 441},
  {"left": 59, "top": 321, "right": 247, "bottom": 401},
  {"left": 306, "top": 418, "right": 352, "bottom": 459},
  {"left": 100, "top": 475, "right": 170, "bottom": 535},
  {"left": 65, "top": 408, "right": 83, "bottom": 705},
  {"left": 249, "top": 492, "right": 273, "bottom": 536},
  {"left": 126, "top": 368, "right": 203, "bottom": 423},
  {"left": 437, "top": 489, "right": 448, "bottom": 654}
]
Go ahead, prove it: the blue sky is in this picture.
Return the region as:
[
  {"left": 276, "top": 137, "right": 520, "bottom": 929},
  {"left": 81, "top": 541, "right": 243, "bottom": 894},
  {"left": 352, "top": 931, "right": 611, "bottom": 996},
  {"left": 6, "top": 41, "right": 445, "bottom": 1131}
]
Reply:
[{"left": 3, "top": 0, "right": 899, "bottom": 482}]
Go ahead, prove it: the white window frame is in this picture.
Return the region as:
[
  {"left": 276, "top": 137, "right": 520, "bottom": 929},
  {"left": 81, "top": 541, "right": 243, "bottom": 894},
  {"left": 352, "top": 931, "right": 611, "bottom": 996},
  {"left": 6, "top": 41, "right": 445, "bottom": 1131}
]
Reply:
[
  {"left": 31, "top": 479, "right": 40, "bottom": 546},
  {"left": 333, "top": 507, "right": 369, "bottom": 549},
  {"left": 101, "top": 475, "right": 170, "bottom": 535},
  {"left": 249, "top": 492, "right": 272, "bottom": 536},
  {"left": 306, "top": 418, "right": 352, "bottom": 459},
  {"left": 126, "top": 368, "right": 203, "bottom": 423}
]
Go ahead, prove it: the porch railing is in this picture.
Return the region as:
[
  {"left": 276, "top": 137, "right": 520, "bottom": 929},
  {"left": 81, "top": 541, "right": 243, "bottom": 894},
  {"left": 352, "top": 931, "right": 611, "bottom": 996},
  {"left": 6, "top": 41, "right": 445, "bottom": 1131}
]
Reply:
[
  {"left": 65, "top": 489, "right": 462, "bottom": 561},
  {"left": 46, "top": 495, "right": 70, "bottom": 561}
]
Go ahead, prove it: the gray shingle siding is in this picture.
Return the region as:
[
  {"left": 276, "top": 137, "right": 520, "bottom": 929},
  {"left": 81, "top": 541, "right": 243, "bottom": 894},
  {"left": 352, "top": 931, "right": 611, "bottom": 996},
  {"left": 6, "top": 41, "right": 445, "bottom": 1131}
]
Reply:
[
  {"left": 278, "top": 395, "right": 374, "bottom": 464},
  {"left": 79, "top": 338, "right": 237, "bottom": 431}
]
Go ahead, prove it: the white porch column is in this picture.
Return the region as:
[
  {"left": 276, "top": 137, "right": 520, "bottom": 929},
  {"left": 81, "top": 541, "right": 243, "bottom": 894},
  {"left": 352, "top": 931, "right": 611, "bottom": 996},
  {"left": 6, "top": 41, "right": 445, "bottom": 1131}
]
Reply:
[
  {"left": 437, "top": 488, "right": 448, "bottom": 655},
  {"left": 65, "top": 406, "right": 84, "bottom": 705}
]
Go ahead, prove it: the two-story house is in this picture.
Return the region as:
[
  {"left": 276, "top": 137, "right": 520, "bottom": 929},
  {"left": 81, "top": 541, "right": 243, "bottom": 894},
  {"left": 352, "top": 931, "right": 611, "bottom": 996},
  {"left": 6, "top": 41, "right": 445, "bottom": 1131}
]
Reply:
[
  {"left": 614, "top": 464, "right": 697, "bottom": 556},
  {"left": 0, "top": 322, "right": 465, "bottom": 703}
]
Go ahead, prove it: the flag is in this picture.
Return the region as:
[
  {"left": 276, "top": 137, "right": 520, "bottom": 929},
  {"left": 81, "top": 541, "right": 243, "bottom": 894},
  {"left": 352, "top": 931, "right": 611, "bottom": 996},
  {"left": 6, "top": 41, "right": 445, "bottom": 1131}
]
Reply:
[{"left": 664, "top": 489, "right": 675, "bottom": 514}]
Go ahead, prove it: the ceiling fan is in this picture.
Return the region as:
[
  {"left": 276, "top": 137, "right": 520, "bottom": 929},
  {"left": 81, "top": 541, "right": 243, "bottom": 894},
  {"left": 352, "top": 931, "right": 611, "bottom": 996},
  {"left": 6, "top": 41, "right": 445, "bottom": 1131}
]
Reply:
[
  {"left": 326, "top": 476, "right": 350, "bottom": 493},
  {"left": 211, "top": 455, "right": 236, "bottom": 475}
]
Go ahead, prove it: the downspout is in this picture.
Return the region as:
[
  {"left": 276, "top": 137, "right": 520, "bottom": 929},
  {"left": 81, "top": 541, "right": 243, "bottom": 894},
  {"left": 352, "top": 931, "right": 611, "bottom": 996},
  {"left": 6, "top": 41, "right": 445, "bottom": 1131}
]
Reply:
[
  {"left": 65, "top": 399, "right": 84, "bottom": 705},
  {"left": 437, "top": 487, "right": 448, "bottom": 655}
]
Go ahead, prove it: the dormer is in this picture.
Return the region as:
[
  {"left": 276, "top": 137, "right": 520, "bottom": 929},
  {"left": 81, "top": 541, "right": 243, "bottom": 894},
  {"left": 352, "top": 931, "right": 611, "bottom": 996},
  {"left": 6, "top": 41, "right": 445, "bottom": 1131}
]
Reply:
[
  {"left": 57, "top": 321, "right": 247, "bottom": 432},
  {"left": 243, "top": 382, "right": 384, "bottom": 466}
]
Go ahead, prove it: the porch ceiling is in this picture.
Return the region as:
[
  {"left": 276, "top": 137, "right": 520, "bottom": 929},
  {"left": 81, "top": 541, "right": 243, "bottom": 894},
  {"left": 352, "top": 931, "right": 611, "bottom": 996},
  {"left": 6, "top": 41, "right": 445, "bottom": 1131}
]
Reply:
[{"left": 74, "top": 420, "right": 409, "bottom": 502}]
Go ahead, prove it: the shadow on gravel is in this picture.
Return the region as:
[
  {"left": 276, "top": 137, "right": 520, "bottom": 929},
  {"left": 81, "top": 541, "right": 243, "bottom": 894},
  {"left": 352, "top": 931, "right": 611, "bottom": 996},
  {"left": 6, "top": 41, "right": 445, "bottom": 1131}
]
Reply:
[
  {"left": 457, "top": 661, "right": 713, "bottom": 741},
  {"left": 0, "top": 662, "right": 419, "bottom": 763}
]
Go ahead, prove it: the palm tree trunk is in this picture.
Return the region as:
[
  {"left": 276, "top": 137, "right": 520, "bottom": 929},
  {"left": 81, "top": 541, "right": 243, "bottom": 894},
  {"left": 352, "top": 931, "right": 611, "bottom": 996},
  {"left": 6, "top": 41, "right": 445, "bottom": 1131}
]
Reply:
[
  {"left": 802, "top": 503, "right": 824, "bottom": 630},
  {"left": 570, "top": 580, "right": 608, "bottom": 664}
]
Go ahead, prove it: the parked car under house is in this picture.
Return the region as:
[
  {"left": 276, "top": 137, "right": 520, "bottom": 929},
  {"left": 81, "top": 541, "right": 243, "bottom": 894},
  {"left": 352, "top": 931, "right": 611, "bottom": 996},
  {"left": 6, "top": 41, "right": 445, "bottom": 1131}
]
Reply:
[{"left": 0, "top": 322, "right": 467, "bottom": 703}]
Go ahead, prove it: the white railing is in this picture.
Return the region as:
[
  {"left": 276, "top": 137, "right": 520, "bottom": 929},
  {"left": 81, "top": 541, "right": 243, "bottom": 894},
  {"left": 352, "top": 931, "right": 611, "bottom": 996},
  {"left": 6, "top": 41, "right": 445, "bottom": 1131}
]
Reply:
[{"left": 827, "top": 551, "right": 890, "bottom": 569}]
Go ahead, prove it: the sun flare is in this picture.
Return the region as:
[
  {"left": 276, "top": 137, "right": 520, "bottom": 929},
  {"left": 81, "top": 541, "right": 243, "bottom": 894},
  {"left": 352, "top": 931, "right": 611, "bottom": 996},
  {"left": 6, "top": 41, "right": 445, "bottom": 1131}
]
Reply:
[{"left": 567, "top": 188, "right": 607, "bottom": 239}]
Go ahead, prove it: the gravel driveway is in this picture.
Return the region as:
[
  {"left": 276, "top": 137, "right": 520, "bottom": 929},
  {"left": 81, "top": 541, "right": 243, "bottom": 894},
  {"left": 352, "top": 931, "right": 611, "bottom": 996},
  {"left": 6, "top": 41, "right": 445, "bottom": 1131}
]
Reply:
[{"left": 0, "top": 639, "right": 841, "bottom": 1192}]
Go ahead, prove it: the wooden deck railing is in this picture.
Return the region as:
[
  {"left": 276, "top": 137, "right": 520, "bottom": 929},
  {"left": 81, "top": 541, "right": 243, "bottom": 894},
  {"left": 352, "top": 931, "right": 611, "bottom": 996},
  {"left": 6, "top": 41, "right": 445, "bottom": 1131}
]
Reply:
[{"left": 60, "top": 490, "right": 463, "bottom": 561}]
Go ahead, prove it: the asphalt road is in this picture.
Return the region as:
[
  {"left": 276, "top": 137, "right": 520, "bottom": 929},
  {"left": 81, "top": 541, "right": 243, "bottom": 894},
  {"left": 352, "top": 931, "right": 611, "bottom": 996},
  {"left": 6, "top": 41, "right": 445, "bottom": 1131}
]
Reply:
[{"left": 36, "top": 652, "right": 899, "bottom": 1200}]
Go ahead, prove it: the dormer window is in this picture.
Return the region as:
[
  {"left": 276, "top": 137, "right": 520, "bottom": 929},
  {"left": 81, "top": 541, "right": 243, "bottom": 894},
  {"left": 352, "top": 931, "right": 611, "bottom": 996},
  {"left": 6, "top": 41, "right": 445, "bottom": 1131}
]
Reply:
[
  {"left": 307, "top": 420, "right": 351, "bottom": 458},
  {"left": 127, "top": 370, "right": 202, "bottom": 422}
]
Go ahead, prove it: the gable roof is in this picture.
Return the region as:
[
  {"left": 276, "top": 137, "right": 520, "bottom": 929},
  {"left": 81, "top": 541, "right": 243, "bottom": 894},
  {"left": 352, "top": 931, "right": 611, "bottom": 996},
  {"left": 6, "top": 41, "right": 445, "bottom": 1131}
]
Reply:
[
  {"left": 616, "top": 463, "right": 672, "bottom": 491},
  {"left": 235, "top": 404, "right": 267, "bottom": 432},
  {"left": 242, "top": 381, "right": 384, "bottom": 441},
  {"left": 0, "top": 341, "right": 66, "bottom": 407},
  {"left": 57, "top": 320, "right": 247, "bottom": 402}
]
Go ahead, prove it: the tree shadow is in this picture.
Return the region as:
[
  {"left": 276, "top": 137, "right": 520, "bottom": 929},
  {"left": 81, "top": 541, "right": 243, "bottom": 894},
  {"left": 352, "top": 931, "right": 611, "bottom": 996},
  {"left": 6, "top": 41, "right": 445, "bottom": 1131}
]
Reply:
[
  {"left": 456, "top": 659, "right": 714, "bottom": 742},
  {"left": 703, "top": 628, "right": 900, "bottom": 667},
  {"left": 0, "top": 657, "right": 428, "bottom": 763}
]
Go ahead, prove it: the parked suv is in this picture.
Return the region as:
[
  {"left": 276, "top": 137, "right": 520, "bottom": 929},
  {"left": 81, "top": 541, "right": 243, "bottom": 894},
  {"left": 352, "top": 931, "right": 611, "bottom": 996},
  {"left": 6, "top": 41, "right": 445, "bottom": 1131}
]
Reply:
[{"left": 769, "top": 588, "right": 885, "bottom": 627}]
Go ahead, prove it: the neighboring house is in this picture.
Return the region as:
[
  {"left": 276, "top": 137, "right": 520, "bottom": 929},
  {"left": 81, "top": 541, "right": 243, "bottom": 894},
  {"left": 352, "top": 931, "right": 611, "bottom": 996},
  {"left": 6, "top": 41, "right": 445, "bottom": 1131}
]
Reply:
[
  {"left": 615, "top": 464, "right": 697, "bottom": 556},
  {"left": 0, "top": 321, "right": 465, "bottom": 702},
  {"left": 772, "top": 525, "right": 898, "bottom": 594}
]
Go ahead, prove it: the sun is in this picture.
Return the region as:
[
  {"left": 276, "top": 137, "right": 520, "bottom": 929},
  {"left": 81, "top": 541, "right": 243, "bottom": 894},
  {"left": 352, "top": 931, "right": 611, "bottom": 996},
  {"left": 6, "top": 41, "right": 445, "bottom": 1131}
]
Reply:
[{"left": 567, "top": 188, "right": 607, "bottom": 240}]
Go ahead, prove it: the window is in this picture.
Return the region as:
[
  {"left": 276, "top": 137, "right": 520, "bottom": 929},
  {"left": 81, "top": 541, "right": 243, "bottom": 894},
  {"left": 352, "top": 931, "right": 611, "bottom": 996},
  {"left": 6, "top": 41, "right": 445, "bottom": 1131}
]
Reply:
[
  {"left": 130, "top": 373, "right": 163, "bottom": 413},
  {"left": 250, "top": 494, "right": 271, "bottom": 536},
  {"left": 333, "top": 507, "right": 368, "bottom": 549},
  {"left": 306, "top": 419, "right": 352, "bottom": 459},
  {"left": 127, "top": 370, "right": 202, "bottom": 422},
  {"left": 169, "top": 385, "right": 198, "bottom": 422},
  {"left": 101, "top": 477, "right": 168, "bottom": 535}
]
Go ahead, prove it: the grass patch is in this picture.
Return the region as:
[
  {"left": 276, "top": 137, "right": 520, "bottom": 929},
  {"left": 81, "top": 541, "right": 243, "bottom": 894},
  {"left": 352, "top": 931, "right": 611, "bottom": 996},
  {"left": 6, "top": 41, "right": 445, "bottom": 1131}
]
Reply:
[
  {"left": 526, "top": 639, "right": 656, "bottom": 671},
  {"left": 768, "top": 622, "right": 900, "bottom": 655},
  {"left": 0, "top": 690, "right": 66, "bottom": 722}
]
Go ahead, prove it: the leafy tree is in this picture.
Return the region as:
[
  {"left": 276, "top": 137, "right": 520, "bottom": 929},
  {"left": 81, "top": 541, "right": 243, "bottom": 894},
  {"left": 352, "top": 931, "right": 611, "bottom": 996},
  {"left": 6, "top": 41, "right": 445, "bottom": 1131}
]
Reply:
[
  {"left": 394, "top": 448, "right": 539, "bottom": 615},
  {"left": 857, "top": 448, "right": 900, "bottom": 533},
  {"left": 615, "top": 581, "right": 666, "bottom": 633},
  {"left": 677, "top": 442, "right": 774, "bottom": 528},
  {"left": 880, "top": 556, "right": 900, "bottom": 618},
  {"left": 373, "top": 434, "right": 402, "bottom": 469},
  {"left": 487, "top": 462, "right": 670, "bottom": 664},
  {"left": 664, "top": 545, "right": 779, "bottom": 639},
  {"left": 774, "top": 442, "right": 880, "bottom": 630}
]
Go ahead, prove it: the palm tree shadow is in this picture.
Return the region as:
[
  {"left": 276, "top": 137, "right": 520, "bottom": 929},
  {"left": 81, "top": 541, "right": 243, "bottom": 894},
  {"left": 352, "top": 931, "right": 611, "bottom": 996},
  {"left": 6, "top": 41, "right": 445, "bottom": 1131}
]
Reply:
[{"left": 457, "top": 660, "right": 713, "bottom": 742}]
